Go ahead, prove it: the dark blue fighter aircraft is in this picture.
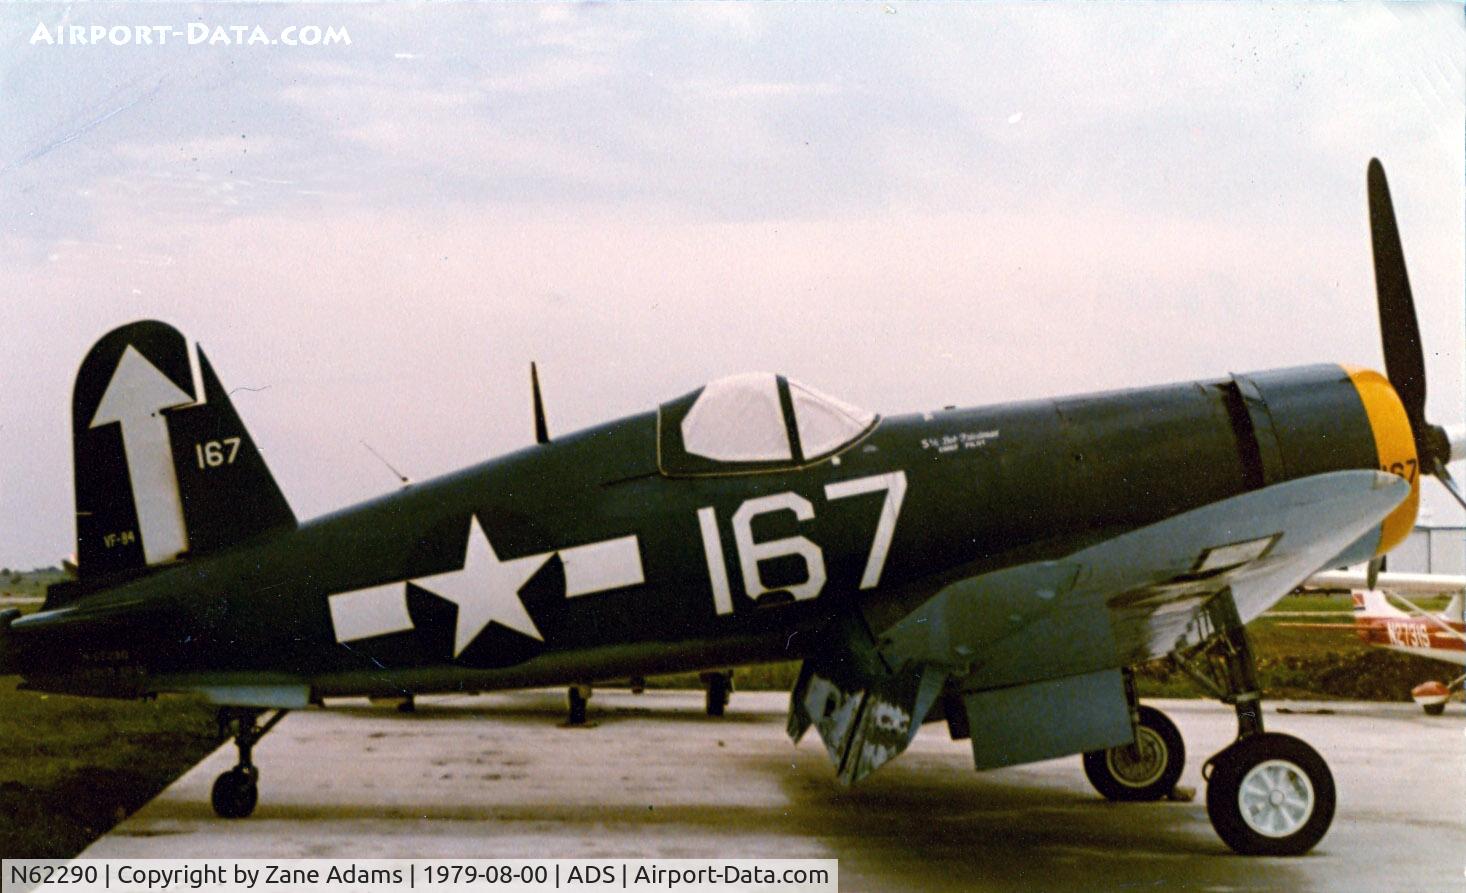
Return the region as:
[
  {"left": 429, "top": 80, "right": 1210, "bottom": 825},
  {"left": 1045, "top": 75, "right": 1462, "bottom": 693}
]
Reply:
[{"left": 3, "top": 161, "right": 1463, "bottom": 855}]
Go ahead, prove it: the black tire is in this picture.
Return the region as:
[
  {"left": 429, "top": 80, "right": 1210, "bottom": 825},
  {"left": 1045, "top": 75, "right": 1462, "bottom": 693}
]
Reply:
[
  {"left": 706, "top": 674, "right": 730, "bottom": 717},
  {"left": 567, "top": 687, "right": 588, "bottom": 725},
  {"left": 1205, "top": 733, "right": 1335, "bottom": 856},
  {"left": 1083, "top": 705, "right": 1185, "bottom": 802},
  {"left": 1422, "top": 702, "right": 1446, "bottom": 716},
  {"left": 211, "top": 769, "right": 258, "bottom": 819}
]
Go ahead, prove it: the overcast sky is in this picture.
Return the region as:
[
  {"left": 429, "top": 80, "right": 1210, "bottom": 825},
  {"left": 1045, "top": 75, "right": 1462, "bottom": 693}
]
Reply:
[{"left": 2, "top": 2, "right": 1462, "bottom": 568}]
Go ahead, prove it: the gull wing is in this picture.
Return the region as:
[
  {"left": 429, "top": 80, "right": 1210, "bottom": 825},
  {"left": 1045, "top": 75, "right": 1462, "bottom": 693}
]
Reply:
[
  {"left": 793, "top": 470, "right": 1407, "bottom": 784},
  {"left": 878, "top": 469, "right": 1409, "bottom": 690}
]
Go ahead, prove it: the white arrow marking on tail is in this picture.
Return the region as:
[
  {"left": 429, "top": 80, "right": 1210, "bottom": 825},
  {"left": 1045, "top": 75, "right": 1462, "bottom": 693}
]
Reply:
[{"left": 90, "top": 344, "right": 195, "bottom": 564}]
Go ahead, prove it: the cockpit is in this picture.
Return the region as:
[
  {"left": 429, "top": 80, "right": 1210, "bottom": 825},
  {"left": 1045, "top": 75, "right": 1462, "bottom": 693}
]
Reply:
[{"left": 658, "top": 373, "right": 878, "bottom": 476}]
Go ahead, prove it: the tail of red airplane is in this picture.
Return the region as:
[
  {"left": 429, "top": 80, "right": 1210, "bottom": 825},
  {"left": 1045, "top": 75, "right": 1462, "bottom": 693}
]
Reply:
[{"left": 1353, "top": 588, "right": 1409, "bottom": 619}]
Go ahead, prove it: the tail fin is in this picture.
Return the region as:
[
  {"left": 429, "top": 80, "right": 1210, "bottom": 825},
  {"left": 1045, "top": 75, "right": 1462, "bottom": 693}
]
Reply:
[
  {"left": 1444, "top": 593, "right": 1463, "bottom": 624},
  {"left": 71, "top": 321, "right": 294, "bottom": 580},
  {"left": 1353, "top": 588, "right": 1408, "bottom": 618}
]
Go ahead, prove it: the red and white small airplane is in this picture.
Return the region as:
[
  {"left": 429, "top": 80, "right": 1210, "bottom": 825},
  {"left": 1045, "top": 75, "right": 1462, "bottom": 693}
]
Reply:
[{"left": 1303, "top": 570, "right": 1466, "bottom": 714}]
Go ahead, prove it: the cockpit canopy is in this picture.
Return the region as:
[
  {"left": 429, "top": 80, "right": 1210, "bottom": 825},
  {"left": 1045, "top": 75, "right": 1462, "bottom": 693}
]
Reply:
[{"left": 658, "top": 373, "right": 877, "bottom": 476}]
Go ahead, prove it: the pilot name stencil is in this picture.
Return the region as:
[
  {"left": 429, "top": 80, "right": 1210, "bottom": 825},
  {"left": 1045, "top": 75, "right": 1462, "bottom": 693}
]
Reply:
[{"left": 921, "top": 430, "right": 1000, "bottom": 453}]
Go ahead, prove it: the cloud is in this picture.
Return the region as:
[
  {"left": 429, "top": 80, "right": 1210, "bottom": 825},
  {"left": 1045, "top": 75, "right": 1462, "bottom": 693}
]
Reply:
[
  {"left": 1, "top": 3, "right": 1462, "bottom": 564},
  {"left": 112, "top": 133, "right": 285, "bottom": 163},
  {"left": 478, "top": 56, "right": 608, "bottom": 94},
  {"left": 690, "top": 80, "right": 839, "bottom": 100},
  {"left": 679, "top": 4, "right": 763, "bottom": 39}
]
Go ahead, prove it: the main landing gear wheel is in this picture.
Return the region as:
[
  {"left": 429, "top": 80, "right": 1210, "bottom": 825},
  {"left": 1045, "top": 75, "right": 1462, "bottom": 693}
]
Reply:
[
  {"left": 1412, "top": 680, "right": 1454, "bottom": 715},
  {"left": 1205, "top": 732, "right": 1335, "bottom": 856},
  {"left": 1083, "top": 705, "right": 1185, "bottom": 802},
  {"left": 1172, "top": 595, "right": 1335, "bottom": 854}
]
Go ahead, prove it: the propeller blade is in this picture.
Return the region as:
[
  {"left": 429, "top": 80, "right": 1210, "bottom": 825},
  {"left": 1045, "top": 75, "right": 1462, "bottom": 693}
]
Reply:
[
  {"left": 1447, "top": 424, "right": 1466, "bottom": 465},
  {"left": 1367, "top": 159, "right": 1429, "bottom": 436},
  {"left": 1431, "top": 456, "right": 1466, "bottom": 514}
]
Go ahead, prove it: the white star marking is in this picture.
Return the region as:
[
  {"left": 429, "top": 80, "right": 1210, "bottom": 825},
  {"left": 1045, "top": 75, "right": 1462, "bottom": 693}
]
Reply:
[{"left": 414, "top": 515, "right": 553, "bottom": 657}]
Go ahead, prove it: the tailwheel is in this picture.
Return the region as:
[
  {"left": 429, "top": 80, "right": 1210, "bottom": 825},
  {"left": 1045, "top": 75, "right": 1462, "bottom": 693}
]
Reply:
[
  {"left": 1205, "top": 732, "right": 1335, "bottom": 856},
  {"left": 211, "top": 708, "right": 286, "bottom": 819},
  {"left": 211, "top": 768, "right": 258, "bottom": 819},
  {"left": 1083, "top": 704, "right": 1185, "bottom": 802}
]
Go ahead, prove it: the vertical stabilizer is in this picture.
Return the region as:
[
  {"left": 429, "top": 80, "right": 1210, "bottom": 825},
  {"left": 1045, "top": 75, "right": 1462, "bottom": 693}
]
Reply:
[
  {"left": 71, "top": 321, "right": 294, "bottom": 581},
  {"left": 167, "top": 348, "right": 296, "bottom": 554},
  {"left": 1354, "top": 589, "right": 1408, "bottom": 618}
]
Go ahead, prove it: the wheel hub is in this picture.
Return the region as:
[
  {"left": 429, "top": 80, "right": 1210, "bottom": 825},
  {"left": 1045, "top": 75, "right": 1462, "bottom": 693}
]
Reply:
[
  {"left": 1238, "top": 758, "right": 1315, "bottom": 838},
  {"left": 1107, "top": 727, "right": 1167, "bottom": 787}
]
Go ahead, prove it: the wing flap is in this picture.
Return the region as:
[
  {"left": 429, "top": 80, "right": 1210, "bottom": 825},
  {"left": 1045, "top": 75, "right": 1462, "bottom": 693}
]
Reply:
[{"left": 786, "top": 615, "right": 945, "bottom": 785}]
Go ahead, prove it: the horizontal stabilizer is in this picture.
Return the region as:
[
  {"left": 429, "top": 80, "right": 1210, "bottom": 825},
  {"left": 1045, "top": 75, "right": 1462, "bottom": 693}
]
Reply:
[{"left": 12, "top": 593, "right": 174, "bottom": 633}]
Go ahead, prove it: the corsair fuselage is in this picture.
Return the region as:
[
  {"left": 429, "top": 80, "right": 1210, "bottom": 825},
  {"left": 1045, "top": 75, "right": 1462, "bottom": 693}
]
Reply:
[{"left": 10, "top": 362, "right": 1416, "bottom": 704}]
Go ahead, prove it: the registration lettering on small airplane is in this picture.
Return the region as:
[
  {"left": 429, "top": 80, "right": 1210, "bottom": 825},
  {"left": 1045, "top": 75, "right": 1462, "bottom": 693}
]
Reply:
[{"left": 1386, "top": 620, "right": 1431, "bottom": 649}]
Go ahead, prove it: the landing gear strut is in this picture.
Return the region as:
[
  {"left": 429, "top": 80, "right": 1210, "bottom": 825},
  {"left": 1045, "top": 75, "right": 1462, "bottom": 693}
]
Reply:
[
  {"left": 212, "top": 708, "right": 287, "bottom": 819},
  {"left": 1174, "top": 598, "right": 1335, "bottom": 856},
  {"left": 566, "top": 684, "right": 592, "bottom": 726}
]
